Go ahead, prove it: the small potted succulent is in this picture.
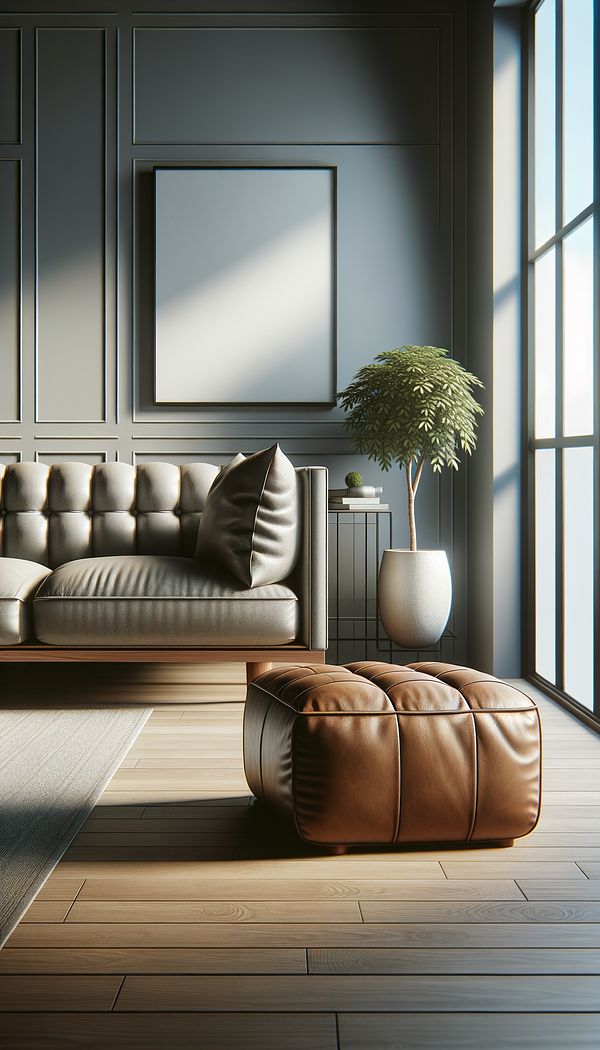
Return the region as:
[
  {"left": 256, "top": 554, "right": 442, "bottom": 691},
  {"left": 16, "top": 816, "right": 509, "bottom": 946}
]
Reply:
[
  {"left": 337, "top": 346, "right": 484, "bottom": 648},
  {"left": 343, "top": 471, "right": 382, "bottom": 499}
]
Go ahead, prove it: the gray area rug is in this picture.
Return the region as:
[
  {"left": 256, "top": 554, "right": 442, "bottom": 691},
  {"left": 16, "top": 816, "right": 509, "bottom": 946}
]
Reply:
[{"left": 0, "top": 706, "right": 151, "bottom": 948}]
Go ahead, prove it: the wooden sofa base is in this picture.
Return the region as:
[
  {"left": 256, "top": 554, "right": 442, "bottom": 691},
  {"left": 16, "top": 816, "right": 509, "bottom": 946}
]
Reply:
[{"left": 0, "top": 647, "right": 326, "bottom": 687}]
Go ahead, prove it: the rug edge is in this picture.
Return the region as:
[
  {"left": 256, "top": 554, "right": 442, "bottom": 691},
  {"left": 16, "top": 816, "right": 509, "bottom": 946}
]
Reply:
[{"left": 0, "top": 706, "right": 152, "bottom": 950}]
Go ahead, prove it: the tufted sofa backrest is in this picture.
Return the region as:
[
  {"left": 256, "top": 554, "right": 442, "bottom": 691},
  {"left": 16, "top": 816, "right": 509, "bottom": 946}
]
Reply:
[{"left": 0, "top": 461, "right": 222, "bottom": 568}]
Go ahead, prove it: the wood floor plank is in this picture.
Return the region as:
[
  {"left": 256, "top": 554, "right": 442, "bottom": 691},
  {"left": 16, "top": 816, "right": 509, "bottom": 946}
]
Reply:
[
  {"left": 76, "top": 878, "right": 525, "bottom": 902},
  {"left": 91, "top": 806, "right": 145, "bottom": 819},
  {"left": 519, "top": 880, "right": 600, "bottom": 900},
  {"left": 9, "top": 922, "right": 600, "bottom": 950},
  {"left": 516, "top": 833, "right": 600, "bottom": 845},
  {"left": 72, "top": 832, "right": 239, "bottom": 847},
  {"left": 576, "top": 863, "right": 600, "bottom": 878},
  {"left": 128, "top": 736, "right": 244, "bottom": 745},
  {"left": 0, "top": 975, "right": 122, "bottom": 1011},
  {"left": 65, "top": 839, "right": 600, "bottom": 862},
  {"left": 512, "top": 835, "right": 600, "bottom": 852},
  {"left": 0, "top": 1012, "right": 337, "bottom": 1050},
  {"left": 131, "top": 733, "right": 244, "bottom": 742},
  {"left": 114, "top": 973, "right": 600, "bottom": 1012},
  {"left": 54, "top": 859, "right": 448, "bottom": 880},
  {"left": 429, "top": 846, "right": 600, "bottom": 861},
  {"left": 542, "top": 773, "right": 600, "bottom": 789},
  {"left": 308, "top": 947, "right": 600, "bottom": 974},
  {"left": 82, "top": 818, "right": 244, "bottom": 833},
  {"left": 35, "top": 878, "right": 85, "bottom": 902},
  {"left": 107, "top": 773, "right": 251, "bottom": 789},
  {"left": 21, "top": 901, "right": 72, "bottom": 923},
  {"left": 64, "top": 846, "right": 237, "bottom": 861},
  {"left": 132, "top": 727, "right": 243, "bottom": 738},
  {"left": 133, "top": 758, "right": 247, "bottom": 769},
  {"left": 541, "top": 763, "right": 600, "bottom": 769},
  {"left": 99, "top": 792, "right": 253, "bottom": 805},
  {"left": 529, "top": 816, "right": 600, "bottom": 832},
  {"left": 533, "top": 805, "right": 600, "bottom": 814},
  {"left": 139, "top": 806, "right": 251, "bottom": 820},
  {"left": 440, "top": 862, "right": 587, "bottom": 879},
  {"left": 337, "top": 1013, "right": 600, "bottom": 1049},
  {"left": 0, "top": 948, "right": 307, "bottom": 975},
  {"left": 542, "top": 791, "right": 600, "bottom": 803},
  {"left": 65, "top": 900, "right": 362, "bottom": 924},
  {"left": 359, "top": 900, "right": 600, "bottom": 923}
]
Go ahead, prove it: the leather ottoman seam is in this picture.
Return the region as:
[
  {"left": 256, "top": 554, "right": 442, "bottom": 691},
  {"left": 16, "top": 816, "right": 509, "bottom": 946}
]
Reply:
[{"left": 466, "top": 710, "right": 479, "bottom": 842}]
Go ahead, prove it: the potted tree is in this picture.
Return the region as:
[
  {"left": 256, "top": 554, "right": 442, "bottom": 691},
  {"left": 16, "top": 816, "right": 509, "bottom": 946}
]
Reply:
[{"left": 337, "top": 346, "right": 484, "bottom": 648}]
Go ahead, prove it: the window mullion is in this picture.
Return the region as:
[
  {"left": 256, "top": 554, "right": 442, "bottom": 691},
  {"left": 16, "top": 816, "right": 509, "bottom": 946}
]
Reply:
[
  {"left": 555, "top": 251, "right": 565, "bottom": 692},
  {"left": 555, "top": 0, "right": 565, "bottom": 692},
  {"left": 528, "top": 201, "right": 597, "bottom": 262},
  {"left": 594, "top": 0, "right": 600, "bottom": 717},
  {"left": 526, "top": 3, "right": 536, "bottom": 685}
]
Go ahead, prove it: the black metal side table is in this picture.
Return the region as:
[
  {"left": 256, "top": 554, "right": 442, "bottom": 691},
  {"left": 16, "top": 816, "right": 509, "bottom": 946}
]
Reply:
[
  {"left": 328, "top": 509, "right": 457, "bottom": 665},
  {"left": 327, "top": 508, "right": 392, "bottom": 664}
]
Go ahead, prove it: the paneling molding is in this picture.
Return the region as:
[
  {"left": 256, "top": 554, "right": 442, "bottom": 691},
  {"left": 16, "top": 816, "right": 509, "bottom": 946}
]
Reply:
[
  {"left": 131, "top": 441, "right": 355, "bottom": 461},
  {"left": 34, "top": 26, "right": 113, "bottom": 425},
  {"left": 34, "top": 449, "right": 109, "bottom": 464},
  {"left": 33, "top": 434, "right": 119, "bottom": 440},
  {"left": 0, "top": 28, "right": 21, "bottom": 145},
  {"left": 132, "top": 25, "right": 440, "bottom": 146},
  {"left": 0, "top": 158, "right": 21, "bottom": 422}
]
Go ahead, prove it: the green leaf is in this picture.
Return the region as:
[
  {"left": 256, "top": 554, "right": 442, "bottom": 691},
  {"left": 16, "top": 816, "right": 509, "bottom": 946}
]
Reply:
[{"left": 337, "top": 345, "right": 484, "bottom": 497}]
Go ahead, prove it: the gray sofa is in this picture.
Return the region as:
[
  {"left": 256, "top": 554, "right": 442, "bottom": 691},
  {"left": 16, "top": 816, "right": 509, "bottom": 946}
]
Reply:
[{"left": 0, "top": 461, "right": 327, "bottom": 679}]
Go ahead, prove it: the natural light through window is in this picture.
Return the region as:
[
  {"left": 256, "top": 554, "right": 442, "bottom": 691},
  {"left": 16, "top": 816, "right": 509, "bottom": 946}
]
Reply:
[{"left": 530, "top": 0, "right": 597, "bottom": 713}]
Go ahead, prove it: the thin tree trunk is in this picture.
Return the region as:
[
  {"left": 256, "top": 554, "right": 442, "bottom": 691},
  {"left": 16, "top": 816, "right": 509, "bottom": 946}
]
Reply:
[{"left": 406, "top": 461, "right": 417, "bottom": 551}]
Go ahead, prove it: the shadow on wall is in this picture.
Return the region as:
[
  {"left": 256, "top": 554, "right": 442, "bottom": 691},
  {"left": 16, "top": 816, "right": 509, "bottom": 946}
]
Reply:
[{"left": 1, "top": 22, "right": 451, "bottom": 423}]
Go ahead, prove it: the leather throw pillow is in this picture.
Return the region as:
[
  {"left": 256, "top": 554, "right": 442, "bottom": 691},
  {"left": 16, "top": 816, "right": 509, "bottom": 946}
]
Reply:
[{"left": 195, "top": 444, "right": 300, "bottom": 588}]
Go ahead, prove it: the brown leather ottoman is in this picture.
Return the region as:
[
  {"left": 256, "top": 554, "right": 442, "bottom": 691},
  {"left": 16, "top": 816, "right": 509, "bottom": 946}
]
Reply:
[{"left": 243, "top": 661, "right": 542, "bottom": 847}]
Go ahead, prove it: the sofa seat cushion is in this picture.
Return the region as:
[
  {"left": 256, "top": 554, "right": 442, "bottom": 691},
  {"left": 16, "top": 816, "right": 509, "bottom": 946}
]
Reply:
[
  {"left": 0, "top": 558, "right": 52, "bottom": 645},
  {"left": 33, "top": 555, "right": 299, "bottom": 647}
]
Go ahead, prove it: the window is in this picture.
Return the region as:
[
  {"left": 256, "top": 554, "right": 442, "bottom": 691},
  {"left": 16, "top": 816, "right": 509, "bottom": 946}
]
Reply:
[{"left": 528, "top": 0, "right": 598, "bottom": 715}]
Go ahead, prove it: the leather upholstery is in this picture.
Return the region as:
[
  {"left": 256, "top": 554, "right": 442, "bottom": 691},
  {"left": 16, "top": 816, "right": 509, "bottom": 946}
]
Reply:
[
  {"left": 0, "top": 461, "right": 219, "bottom": 568},
  {"left": 34, "top": 555, "right": 298, "bottom": 647},
  {"left": 244, "top": 661, "right": 542, "bottom": 846},
  {"left": 195, "top": 444, "right": 301, "bottom": 588},
  {"left": 0, "top": 558, "right": 52, "bottom": 644},
  {"left": 0, "top": 460, "right": 328, "bottom": 650}
]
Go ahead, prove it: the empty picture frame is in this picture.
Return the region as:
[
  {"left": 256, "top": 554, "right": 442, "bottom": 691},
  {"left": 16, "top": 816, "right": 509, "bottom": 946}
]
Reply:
[{"left": 154, "top": 166, "right": 336, "bottom": 404}]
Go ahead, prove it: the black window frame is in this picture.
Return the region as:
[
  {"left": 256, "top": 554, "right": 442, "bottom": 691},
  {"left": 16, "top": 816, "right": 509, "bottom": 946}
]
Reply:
[{"left": 525, "top": 0, "right": 600, "bottom": 726}]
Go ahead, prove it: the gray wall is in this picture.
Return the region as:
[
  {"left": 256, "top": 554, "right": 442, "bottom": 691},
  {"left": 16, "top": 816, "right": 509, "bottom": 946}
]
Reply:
[
  {"left": 464, "top": 0, "right": 524, "bottom": 679},
  {"left": 0, "top": 0, "right": 485, "bottom": 666},
  {"left": 491, "top": 6, "right": 523, "bottom": 677}
]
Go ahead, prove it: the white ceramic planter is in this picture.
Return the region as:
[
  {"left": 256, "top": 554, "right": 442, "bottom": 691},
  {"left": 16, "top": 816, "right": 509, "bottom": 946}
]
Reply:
[{"left": 378, "top": 549, "right": 452, "bottom": 649}]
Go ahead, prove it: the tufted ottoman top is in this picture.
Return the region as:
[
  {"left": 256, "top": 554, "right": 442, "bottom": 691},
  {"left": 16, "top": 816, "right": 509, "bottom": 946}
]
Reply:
[
  {"left": 244, "top": 661, "right": 542, "bottom": 847},
  {"left": 252, "top": 661, "right": 538, "bottom": 714}
]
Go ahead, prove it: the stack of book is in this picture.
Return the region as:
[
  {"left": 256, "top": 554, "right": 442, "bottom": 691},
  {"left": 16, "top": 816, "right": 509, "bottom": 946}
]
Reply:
[{"left": 328, "top": 486, "right": 389, "bottom": 512}]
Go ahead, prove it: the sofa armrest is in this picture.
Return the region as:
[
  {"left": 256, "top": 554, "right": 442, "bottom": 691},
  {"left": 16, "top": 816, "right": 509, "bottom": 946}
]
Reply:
[{"left": 295, "top": 466, "right": 328, "bottom": 651}]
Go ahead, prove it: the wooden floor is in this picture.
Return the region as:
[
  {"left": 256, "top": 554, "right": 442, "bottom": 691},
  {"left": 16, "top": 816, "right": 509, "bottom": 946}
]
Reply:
[{"left": 1, "top": 667, "right": 600, "bottom": 1048}]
